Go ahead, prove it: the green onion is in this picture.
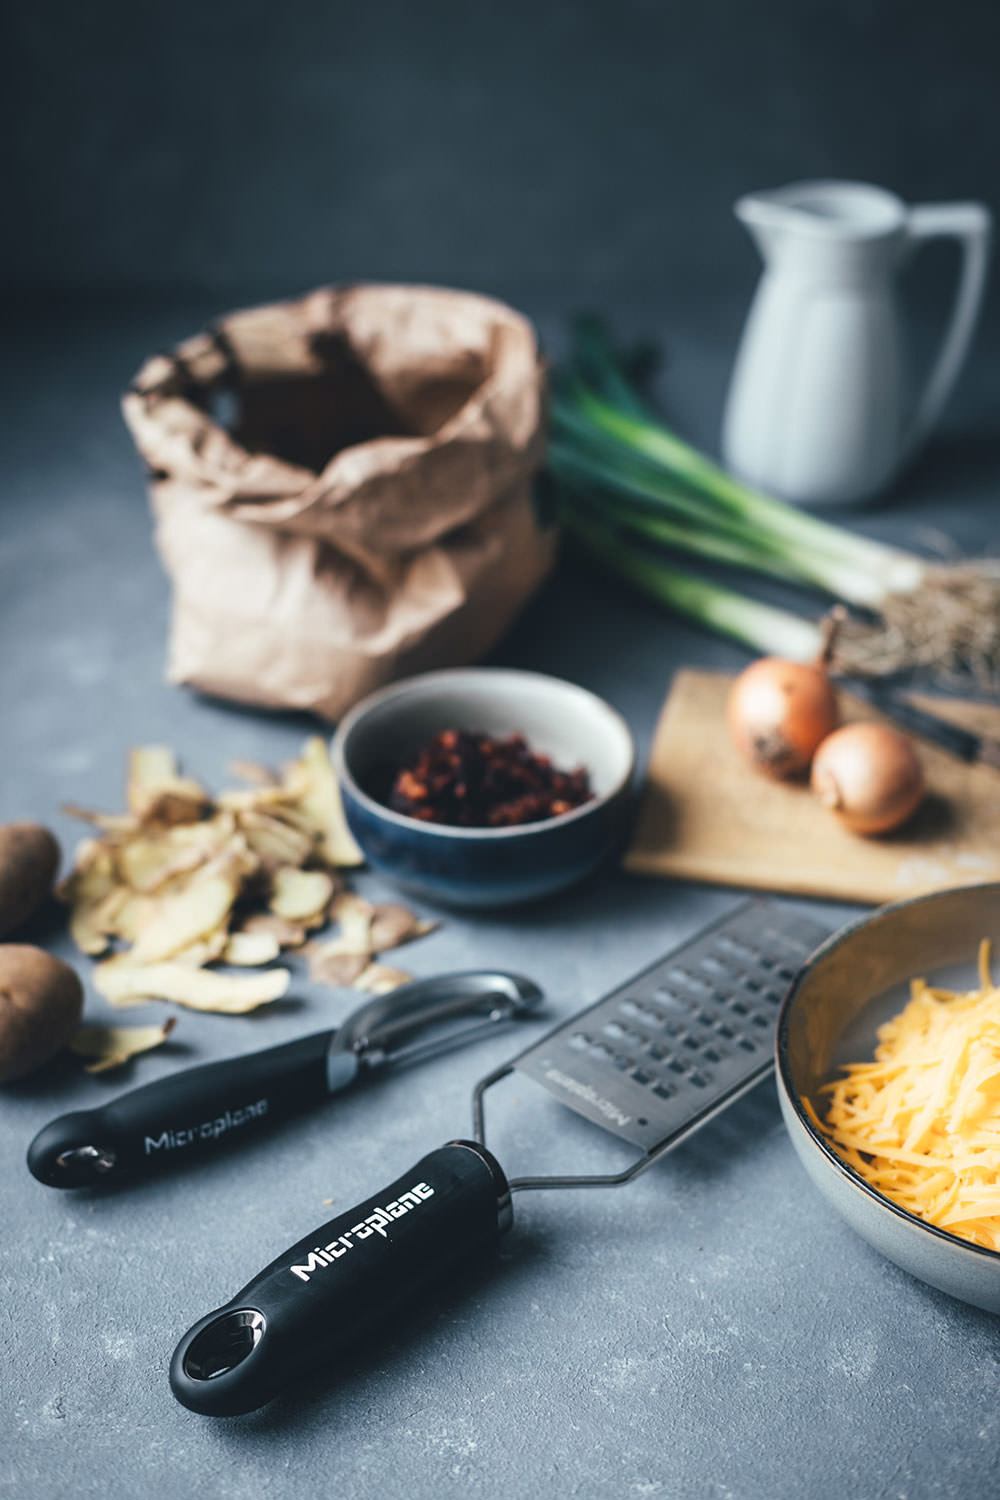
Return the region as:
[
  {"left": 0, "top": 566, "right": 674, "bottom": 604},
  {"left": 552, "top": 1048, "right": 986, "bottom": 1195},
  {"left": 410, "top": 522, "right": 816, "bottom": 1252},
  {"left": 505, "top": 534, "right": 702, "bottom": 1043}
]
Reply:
[
  {"left": 552, "top": 378, "right": 921, "bottom": 605},
  {"left": 551, "top": 319, "right": 1000, "bottom": 685},
  {"left": 548, "top": 438, "right": 874, "bottom": 598},
  {"left": 565, "top": 507, "right": 824, "bottom": 662}
]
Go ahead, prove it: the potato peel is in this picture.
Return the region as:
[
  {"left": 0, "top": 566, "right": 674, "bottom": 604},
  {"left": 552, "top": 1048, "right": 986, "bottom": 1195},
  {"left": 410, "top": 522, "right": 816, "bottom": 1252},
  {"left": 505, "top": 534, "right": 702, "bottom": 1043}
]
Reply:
[
  {"left": 223, "top": 930, "right": 282, "bottom": 966},
  {"left": 369, "top": 904, "right": 437, "bottom": 953},
  {"left": 269, "top": 866, "right": 335, "bottom": 923},
  {"left": 237, "top": 912, "right": 308, "bottom": 949},
  {"left": 131, "top": 869, "right": 240, "bottom": 964},
  {"left": 304, "top": 895, "right": 435, "bottom": 990},
  {"left": 353, "top": 963, "right": 413, "bottom": 995},
  {"left": 306, "top": 949, "right": 371, "bottom": 987},
  {"left": 239, "top": 810, "right": 316, "bottom": 869},
  {"left": 58, "top": 741, "right": 437, "bottom": 1016},
  {"left": 127, "top": 746, "right": 210, "bottom": 825},
  {"left": 329, "top": 891, "right": 375, "bottom": 944},
  {"left": 94, "top": 955, "right": 290, "bottom": 1012},
  {"left": 170, "top": 928, "right": 230, "bottom": 968},
  {"left": 285, "top": 738, "right": 363, "bottom": 868},
  {"left": 229, "top": 759, "right": 278, "bottom": 787},
  {"left": 70, "top": 1018, "right": 177, "bottom": 1073},
  {"left": 62, "top": 805, "right": 139, "bottom": 836},
  {"left": 58, "top": 842, "right": 117, "bottom": 955}
]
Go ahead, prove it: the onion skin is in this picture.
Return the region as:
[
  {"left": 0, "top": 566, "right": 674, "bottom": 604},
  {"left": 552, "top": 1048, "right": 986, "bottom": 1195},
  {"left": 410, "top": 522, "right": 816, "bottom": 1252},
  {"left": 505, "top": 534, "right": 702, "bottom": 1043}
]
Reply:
[
  {"left": 727, "top": 659, "right": 839, "bottom": 780},
  {"left": 811, "top": 723, "right": 924, "bottom": 835}
]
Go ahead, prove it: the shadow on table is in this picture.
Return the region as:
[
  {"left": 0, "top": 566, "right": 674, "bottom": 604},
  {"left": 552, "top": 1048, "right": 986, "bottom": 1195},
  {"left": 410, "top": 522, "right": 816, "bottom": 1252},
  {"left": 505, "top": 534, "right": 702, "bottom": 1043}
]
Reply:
[
  {"left": 211, "top": 1217, "right": 558, "bottom": 1438},
  {"left": 200, "top": 1069, "right": 794, "bottom": 1437}
]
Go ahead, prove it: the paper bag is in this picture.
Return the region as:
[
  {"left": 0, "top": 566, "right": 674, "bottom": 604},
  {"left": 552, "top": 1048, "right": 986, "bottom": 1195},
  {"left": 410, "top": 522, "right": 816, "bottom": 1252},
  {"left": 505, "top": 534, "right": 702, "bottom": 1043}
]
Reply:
[{"left": 122, "top": 284, "right": 555, "bottom": 720}]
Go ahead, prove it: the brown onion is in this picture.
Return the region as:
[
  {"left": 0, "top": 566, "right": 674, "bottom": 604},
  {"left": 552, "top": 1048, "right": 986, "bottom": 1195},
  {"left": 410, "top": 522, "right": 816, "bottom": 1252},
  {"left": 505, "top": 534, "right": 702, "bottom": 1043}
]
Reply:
[
  {"left": 811, "top": 722, "right": 924, "bottom": 835},
  {"left": 727, "top": 658, "right": 839, "bottom": 780}
]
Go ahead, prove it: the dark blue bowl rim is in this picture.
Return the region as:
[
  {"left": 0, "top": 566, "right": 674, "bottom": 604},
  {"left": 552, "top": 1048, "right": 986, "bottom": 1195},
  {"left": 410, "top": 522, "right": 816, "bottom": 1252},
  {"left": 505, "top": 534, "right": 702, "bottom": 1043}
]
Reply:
[
  {"left": 331, "top": 667, "right": 636, "bottom": 842},
  {"left": 775, "top": 881, "right": 1000, "bottom": 1267}
]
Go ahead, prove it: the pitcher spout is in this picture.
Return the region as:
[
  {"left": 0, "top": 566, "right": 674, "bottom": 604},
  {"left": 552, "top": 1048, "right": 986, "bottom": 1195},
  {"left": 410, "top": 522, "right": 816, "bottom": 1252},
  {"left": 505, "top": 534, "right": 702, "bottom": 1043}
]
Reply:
[
  {"left": 733, "top": 192, "right": 800, "bottom": 261},
  {"left": 735, "top": 181, "right": 908, "bottom": 263}
]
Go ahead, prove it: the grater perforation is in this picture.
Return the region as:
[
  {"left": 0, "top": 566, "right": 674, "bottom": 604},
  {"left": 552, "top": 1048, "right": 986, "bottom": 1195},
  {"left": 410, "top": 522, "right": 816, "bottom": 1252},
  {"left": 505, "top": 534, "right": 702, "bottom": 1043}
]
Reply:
[{"left": 508, "top": 900, "right": 831, "bottom": 1152}]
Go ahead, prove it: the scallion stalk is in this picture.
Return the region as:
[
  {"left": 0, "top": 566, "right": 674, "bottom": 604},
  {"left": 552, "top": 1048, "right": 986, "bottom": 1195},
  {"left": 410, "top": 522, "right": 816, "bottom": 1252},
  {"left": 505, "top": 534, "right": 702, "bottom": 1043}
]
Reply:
[
  {"left": 553, "top": 384, "right": 922, "bottom": 605},
  {"left": 548, "top": 435, "right": 879, "bottom": 601},
  {"left": 564, "top": 508, "right": 824, "bottom": 661},
  {"left": 551, "top": 318, "right": 1000, "bottom": 686}
]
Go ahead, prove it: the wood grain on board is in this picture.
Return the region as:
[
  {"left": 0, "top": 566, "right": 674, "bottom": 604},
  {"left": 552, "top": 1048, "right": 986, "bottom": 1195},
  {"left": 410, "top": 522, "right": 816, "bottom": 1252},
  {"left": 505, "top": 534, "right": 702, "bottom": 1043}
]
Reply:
[{"left": 625, "top": 670, "right": 1000, "bottom": 905}]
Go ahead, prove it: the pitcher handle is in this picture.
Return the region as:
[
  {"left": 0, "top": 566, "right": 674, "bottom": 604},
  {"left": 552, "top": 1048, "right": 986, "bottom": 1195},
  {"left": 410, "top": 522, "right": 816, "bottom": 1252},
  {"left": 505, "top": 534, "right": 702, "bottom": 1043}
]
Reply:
[{"left": 902, "top": 201, "right": 992, "bottom": 460}]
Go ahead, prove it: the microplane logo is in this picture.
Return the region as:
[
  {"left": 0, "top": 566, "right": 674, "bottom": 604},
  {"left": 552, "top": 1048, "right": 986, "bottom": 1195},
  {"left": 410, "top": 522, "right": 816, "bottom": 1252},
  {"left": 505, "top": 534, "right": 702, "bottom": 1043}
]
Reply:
[
  {"left": 290, "top": 1182, "right": 435, "bottom": 1282},
  {"left": 143, "top": 1099, "right": 269, "bottom": 1154},
  {"left": 543, "top": 1067, "right": 631, "bottom": 1128}
]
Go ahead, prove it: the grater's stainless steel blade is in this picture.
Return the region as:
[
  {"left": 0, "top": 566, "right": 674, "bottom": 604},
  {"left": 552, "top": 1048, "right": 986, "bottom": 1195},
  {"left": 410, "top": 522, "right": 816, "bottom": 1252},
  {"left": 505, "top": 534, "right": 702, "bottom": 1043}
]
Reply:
[{"left": 511, "top": 901, "right": 831, "bottom": 1152}]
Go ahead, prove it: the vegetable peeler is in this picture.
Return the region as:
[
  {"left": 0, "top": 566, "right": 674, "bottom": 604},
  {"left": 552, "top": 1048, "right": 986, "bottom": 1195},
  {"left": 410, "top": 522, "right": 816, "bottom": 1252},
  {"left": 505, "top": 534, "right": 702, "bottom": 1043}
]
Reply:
[
  {"left": 169, "top": 901, "right": 831, "bottom": 1416},
  {"left": 26, "top": 971, "right": 542, "bottom": 1188}
]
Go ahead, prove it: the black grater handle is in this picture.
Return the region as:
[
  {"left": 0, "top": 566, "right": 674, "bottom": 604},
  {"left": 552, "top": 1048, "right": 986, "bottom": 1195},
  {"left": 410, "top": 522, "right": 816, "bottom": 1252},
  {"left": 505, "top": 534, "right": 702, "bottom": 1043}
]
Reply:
[{"left": 169, "top": 1141, "right": 512, "bottom": 1416}]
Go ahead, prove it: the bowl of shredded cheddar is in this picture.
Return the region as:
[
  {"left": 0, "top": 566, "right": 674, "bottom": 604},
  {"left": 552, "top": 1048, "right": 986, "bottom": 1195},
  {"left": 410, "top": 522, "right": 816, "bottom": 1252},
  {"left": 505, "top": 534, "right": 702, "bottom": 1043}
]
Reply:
[{"left": 776, "top": 882, "right": 1000, "bottom": 1314}]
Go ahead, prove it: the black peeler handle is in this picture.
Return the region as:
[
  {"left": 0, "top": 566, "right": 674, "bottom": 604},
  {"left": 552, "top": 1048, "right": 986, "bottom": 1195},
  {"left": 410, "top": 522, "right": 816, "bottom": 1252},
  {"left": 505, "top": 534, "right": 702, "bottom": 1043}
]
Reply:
[
  {"left": 26, "top": 1029, "right": 337, "bottom": 1188},
  {"left": 169, "top": 1140, "right": 511, "bottom": 1416}
]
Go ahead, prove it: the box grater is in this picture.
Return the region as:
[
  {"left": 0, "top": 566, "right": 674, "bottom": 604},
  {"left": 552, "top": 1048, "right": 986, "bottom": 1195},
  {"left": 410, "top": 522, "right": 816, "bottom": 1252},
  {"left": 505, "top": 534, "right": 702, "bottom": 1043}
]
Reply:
[{"left": 170, "top": 900, "right": 831, "bottom": 1416}]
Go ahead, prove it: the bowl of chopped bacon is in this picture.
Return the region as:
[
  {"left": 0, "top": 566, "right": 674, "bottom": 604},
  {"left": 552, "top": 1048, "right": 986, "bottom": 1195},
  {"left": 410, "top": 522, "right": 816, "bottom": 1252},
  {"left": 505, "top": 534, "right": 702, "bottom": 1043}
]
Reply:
[
  {"left": 331, "top": 668, "right": 635, "bottom": 907},
  {"left": 777, "top": 882, "right": 1000, "bottom": 1314}
]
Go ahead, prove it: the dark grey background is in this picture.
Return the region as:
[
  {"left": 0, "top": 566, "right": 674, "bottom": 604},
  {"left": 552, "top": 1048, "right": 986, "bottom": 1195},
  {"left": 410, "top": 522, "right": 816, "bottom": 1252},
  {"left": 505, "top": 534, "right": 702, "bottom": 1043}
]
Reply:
[{"left": 4, "top": 0, "right": 999, "bottom": 306}]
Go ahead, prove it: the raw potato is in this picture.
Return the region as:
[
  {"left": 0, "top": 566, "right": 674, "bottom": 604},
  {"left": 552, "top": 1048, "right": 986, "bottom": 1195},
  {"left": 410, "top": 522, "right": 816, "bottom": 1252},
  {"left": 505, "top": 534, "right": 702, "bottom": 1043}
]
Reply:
[
  {"left": 0, "top": 823, "right": 61, "bottom": 939},
  {"left": 0, "top": 945, "right": 84, "bottom": 1082},
  {"left": 70, "top": 1018, "right": 177, "bottom": 1073}
]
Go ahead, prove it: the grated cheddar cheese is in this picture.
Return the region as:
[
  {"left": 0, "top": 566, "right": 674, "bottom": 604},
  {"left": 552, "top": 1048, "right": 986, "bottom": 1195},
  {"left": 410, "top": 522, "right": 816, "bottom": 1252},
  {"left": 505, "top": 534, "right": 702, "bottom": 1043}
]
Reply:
[{"left": 812, "top": 940, "right": 1000, "bottom": 1252}]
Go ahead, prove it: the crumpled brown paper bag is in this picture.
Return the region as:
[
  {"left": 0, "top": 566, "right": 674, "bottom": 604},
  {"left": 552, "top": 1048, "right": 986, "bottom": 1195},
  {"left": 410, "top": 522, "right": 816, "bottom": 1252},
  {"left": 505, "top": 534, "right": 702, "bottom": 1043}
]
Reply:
[{"left": 122, "top": 284, "right": 556, "bottom": 720}]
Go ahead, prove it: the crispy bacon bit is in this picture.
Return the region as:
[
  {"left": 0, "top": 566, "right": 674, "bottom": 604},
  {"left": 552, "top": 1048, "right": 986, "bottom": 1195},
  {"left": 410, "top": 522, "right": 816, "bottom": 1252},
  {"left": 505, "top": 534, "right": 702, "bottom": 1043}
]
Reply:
[{"left": 388, "top": 730, "right": 593, "bottom": 829}]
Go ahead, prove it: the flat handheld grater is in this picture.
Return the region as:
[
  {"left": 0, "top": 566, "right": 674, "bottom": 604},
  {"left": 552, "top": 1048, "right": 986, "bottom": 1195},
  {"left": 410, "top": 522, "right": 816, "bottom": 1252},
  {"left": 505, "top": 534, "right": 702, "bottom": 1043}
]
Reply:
[{"left": 170, "top": 900, "right": 831, "bottom": 1415}]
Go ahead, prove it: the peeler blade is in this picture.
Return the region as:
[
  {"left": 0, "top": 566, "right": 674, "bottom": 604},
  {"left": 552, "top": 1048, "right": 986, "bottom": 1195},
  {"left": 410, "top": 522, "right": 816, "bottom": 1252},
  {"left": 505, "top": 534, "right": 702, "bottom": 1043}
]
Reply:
[{"left": 331, "top": 970, "right": 544, "bottom": 1081}]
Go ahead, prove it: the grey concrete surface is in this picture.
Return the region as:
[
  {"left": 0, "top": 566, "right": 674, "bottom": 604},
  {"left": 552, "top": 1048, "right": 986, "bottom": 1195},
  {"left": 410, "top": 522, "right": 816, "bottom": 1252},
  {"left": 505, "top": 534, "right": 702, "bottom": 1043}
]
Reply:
[{"left": 2, "top": 294, "right": 999, "bottom": 1500}]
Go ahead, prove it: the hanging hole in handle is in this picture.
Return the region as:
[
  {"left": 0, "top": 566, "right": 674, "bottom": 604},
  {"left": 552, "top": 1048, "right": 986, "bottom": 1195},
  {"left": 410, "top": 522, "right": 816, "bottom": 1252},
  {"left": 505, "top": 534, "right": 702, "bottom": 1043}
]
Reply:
[{"left": 183, "top": 1309, "right": 266, "bottom": 1382}]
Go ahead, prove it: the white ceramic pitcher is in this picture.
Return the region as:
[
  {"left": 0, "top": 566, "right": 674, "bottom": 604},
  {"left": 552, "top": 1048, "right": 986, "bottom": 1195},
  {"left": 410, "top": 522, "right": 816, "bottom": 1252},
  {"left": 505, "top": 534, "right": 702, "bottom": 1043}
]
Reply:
[{"left": 721, "top": 180, "right": 992, "bottom": 506}]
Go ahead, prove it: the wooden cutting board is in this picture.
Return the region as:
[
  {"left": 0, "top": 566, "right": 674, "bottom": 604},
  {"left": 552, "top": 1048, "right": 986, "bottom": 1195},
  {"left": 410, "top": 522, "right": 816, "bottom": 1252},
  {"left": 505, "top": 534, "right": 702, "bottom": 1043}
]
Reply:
[{"left": 624, "top": 670, "right": 1000, "bottom": 905}]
